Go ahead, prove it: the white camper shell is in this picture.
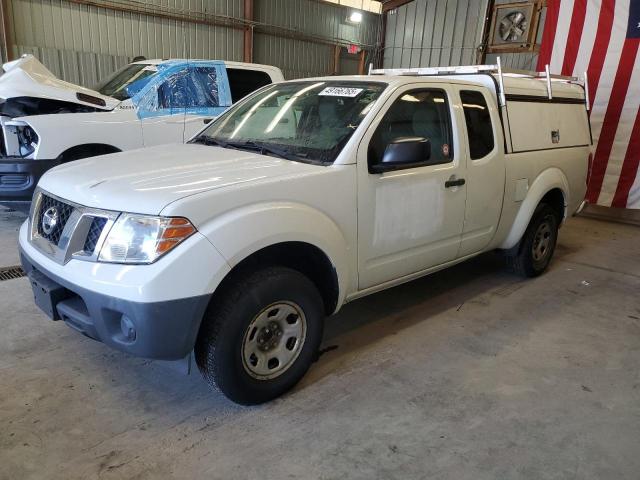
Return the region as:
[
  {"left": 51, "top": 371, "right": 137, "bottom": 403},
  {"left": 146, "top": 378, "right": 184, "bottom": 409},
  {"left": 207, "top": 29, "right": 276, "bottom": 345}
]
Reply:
[{"left": 370, "top": 64, "right": 592, "bottom": 154}]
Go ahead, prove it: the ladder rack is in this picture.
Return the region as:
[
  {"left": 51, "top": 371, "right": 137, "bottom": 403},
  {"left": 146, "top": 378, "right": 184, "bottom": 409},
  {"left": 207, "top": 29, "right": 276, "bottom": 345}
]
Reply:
[{"left": 368, "top": 57, "right": 589, "bottom": 109}]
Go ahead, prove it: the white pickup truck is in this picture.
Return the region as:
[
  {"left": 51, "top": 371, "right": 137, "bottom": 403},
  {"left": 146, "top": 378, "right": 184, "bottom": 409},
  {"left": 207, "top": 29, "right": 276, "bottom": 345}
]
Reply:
[
  {"left": 18, "top": 65, "right": 590, "bottom": 404},
  {"left": 0, "top": 55, "right": 283, "bottom": 208}
]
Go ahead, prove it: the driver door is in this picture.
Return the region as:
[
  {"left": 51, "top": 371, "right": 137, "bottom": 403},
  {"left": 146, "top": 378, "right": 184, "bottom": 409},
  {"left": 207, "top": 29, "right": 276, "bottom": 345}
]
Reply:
[
  {"left": 139, "top": 68, "right": 188, "bottom": 146},
  {"left": 357, "top": 85, "right": 467, "bottom": 289}
]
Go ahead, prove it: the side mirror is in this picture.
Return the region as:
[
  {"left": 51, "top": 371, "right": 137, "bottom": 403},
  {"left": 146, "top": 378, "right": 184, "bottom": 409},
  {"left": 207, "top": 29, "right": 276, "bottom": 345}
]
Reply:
[{"left": 370, "top": 137, "right": 431, "bottom": 173}]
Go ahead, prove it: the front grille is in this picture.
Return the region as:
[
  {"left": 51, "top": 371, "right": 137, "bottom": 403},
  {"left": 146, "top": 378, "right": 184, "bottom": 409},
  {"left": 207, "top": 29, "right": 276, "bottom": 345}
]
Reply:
[
  {"left": 36, "top": 195, "right": 75, "bottom": 245},
  {"left": 29, "top": 191, "right": 119, "bottom": 265},
  {"left": 83, "top": 216, "right": 107, "bottom": 254}
]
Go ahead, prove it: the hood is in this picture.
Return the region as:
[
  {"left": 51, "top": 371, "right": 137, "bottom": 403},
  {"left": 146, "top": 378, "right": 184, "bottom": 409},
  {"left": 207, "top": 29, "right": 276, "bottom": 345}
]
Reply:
[
  {"left": 38, "top": 143, "right": 326, "bottom": 215},
  {"left": 0, "top": 55, "right": 119, "bottom": 111}
]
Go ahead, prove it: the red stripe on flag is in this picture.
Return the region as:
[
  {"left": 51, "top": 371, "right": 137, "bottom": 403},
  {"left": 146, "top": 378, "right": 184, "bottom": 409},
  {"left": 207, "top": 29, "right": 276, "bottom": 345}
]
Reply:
[
  {"left": 561, "top": 0, "right": 588, "bottom": 75},
  {"left": 611, "top": 107, "right": 640, "bottom": 207},
  {"left": 586, "top": 38, "right": 640, "bottom": 203},
  {"left": 586, "top": 0, "right": 615, "bottom": 110},
  {"left": 536, "top": 0, "right": 561, "bottom": 70}
]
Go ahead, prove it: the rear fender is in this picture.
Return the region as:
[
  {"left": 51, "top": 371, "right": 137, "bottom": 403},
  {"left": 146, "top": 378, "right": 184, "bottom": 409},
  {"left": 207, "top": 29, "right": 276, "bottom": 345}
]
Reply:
[{"left": 499, "top": 168, "right": 569, "bottom": 250}]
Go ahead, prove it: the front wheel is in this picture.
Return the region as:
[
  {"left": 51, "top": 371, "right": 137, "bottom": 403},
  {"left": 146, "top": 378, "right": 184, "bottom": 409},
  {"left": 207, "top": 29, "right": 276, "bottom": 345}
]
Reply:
[
  {"left": 195, "top": 266, "right": 324, "bottom": 405},
  {"left": 506, "top": 203, "right": 560, "bottom": 277}
]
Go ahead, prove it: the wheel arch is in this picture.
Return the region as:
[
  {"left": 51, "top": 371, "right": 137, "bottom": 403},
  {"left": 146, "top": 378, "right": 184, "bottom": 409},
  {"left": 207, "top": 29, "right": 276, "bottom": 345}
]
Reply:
[
  {"left": 499, "top": 168, "right": 569, "bottom": 250},
  {"left": 210, "top": 241, "right": 340, "bottom": 316},
  {"left": 57, "top": 143, "right": 121, "bottom": 162},
  {"left": 188, "top": 200, "right": 353, "bottom": 313}
]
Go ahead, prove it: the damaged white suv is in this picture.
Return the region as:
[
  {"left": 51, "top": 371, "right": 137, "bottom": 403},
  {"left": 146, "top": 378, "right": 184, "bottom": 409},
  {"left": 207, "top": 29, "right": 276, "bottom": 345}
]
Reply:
[
  {"left": 19, "top": 69, "right": 590, "bottom": 404},
  {"left": 0, "top": 54, "right": 282, "bottom": 208}
]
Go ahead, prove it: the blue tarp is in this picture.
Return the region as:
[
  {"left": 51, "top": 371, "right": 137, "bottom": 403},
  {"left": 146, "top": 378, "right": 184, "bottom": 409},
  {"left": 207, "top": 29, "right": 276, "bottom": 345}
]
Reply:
[{"left": 132, "top": 61, "right": 230, "bottom": 119}]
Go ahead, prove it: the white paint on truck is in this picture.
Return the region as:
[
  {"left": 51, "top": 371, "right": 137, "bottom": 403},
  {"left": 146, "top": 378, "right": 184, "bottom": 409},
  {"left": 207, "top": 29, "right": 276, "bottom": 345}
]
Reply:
[{"left": 18, "top": 71, "right": 590, "bottom": 403}]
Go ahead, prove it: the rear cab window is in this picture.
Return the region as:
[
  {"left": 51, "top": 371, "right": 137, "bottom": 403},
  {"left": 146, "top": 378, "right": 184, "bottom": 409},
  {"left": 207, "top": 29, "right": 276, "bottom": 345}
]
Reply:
[
  {"left": 226, "top": 68, "right": 273, "bottom": 103},
  {"left": 460, "top": 90, "right": 495, "bottom": 160}
]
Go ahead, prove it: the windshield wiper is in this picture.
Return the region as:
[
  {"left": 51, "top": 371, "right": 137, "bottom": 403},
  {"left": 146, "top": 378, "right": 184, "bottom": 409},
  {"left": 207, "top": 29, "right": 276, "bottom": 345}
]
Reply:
[
  {"left": 190, "top": 137, "right": 315, "bottom": 164},
  {"left": 225, "top": 141, "right": 298, "bottom": 161},
  {"left": 190, "top": 136, "right": 229, "bottom": 148}
]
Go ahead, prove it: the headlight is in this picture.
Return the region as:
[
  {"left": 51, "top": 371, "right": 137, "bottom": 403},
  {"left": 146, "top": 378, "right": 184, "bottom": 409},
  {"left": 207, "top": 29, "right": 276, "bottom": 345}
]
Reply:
[
  {"left": 17, "top": 125, "right": 38, "bottom": 157},
  {"left": 98, "top": 214, "right": 196, "bottom": 264}
]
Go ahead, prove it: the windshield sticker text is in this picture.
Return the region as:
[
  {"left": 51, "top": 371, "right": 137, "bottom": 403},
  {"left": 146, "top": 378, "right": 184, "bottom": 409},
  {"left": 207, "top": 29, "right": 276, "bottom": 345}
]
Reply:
[{"left": 318, "top": 87, "right": 363, "bottom": 97}]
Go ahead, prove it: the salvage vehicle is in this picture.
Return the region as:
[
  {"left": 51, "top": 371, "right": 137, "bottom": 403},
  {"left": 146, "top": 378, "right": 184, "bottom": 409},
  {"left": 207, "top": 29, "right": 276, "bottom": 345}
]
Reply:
[
  {"left": 0, "top": 54, "right": 283, "bottom": 208},
  {"left": 19, "top": 63, "right": 591, "bottom": 404}
]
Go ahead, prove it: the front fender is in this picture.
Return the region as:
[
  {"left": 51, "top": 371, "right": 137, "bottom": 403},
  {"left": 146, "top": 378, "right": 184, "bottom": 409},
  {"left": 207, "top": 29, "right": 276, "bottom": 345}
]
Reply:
[
  {"left": 196, "top": 201, "right": 351, "bottom": 307},
  {"left": 15, "top": 111, "right": 142, "bottom": 159},
  {"left": 499, "top": 167, "right": 569, "bottom": 250}
]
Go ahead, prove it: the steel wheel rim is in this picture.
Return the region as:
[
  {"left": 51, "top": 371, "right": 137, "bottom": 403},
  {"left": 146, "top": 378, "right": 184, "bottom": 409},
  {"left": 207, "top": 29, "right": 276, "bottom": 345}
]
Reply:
[
  {"left": 532, "top": 216, "right": 553, "bottom": 262},
  {"left": 241, "top": 301, "right": 307, "bottom": 380}
]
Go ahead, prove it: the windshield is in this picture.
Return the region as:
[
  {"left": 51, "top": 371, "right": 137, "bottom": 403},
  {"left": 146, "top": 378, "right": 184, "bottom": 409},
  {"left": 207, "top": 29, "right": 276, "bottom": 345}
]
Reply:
[
  {"left": 95, "top": 64, "right": 158, "bottom": 100},
  {"left": 193, "top": 81, "right": 387, "bottom": 164}
]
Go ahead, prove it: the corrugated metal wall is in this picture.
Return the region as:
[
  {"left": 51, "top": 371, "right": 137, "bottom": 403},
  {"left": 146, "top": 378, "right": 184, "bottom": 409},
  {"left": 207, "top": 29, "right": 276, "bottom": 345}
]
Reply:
[
  {"left": 4, "top": 0, "right": 382, "bottom": 86},
  {"left": 7, "top": 0, "right": 244, "bottom": 86},
  {"left": 382, "top": 0, "right": 545, "bottom": 71},
  {"left": 383, "top": 0, "right": 489, "bottom": 68},
  {"left": 253, "top": 0, "right": 379, "bottom": 79}
]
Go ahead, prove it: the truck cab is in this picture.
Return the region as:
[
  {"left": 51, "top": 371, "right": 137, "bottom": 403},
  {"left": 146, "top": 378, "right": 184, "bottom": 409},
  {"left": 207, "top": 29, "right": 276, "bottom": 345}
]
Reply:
[
  {"left": 18, "top": 65, "right": 590, "bottom": 404},
  {"left": 0, "top": 55, "right": 283, "bottom": 208}
]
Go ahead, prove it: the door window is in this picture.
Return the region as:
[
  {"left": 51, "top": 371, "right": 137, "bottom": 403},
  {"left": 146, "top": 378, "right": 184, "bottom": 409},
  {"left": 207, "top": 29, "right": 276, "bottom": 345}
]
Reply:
[
  {"left": 226, "top": 68, "right": 273, "bottom": 103},
  {"left": 139, "top": 66, "right": 220, "bottom": 115},
  {"left": 368, "top": 89, "right": 453, "bottom": 170},
  {"left": 185, "top": 66, "right": 220, "bottom": 108},
  {"left": 460, "top": 90, "right": 495, "bottom": 160},
  {"left": 157, "top": 70, "right": 189, "bottom": 111}
]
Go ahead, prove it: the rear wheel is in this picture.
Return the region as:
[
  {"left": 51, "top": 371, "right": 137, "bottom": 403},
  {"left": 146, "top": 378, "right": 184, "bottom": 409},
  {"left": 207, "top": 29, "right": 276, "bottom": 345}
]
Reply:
[
  {"left": 195, "top": 266, "right": 324, "bottom": 405},
  {"left": 506, "top": 203, "right": 559, "bottom": 277}
]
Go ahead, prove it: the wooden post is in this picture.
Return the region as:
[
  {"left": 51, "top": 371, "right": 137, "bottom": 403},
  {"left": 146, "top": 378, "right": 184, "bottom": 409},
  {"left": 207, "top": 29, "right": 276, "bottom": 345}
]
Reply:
[
  {"left": 243, "top": 0, "right": 253, "bottom": 63},
  {"left": 333, "top": 44, "right": 341, "bottom": 75},
  {"left": 358, "top": 49, "right": 366, "bottom": 75}
]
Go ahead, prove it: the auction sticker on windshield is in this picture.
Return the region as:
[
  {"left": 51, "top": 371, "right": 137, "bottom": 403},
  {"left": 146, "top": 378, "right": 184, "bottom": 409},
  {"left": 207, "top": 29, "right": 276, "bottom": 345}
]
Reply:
[{"left": 318, "top": 87, "right": 363, "bottom": 97}]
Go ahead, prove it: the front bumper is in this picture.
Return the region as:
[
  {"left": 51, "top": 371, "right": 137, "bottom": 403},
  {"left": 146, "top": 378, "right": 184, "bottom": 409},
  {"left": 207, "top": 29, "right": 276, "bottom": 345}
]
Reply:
[
  {"left": 21, "top": 248, "right": 212, "bottom": 360},
  {"left": 0, "top": 157, "right": 59, "bottom": 203}
]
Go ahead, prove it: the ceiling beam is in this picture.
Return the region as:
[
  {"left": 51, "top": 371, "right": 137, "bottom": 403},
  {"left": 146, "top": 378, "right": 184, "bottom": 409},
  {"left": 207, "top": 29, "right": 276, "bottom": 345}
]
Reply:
[{"left": 381, "top": 0, "right": 414, "bottom": 13}]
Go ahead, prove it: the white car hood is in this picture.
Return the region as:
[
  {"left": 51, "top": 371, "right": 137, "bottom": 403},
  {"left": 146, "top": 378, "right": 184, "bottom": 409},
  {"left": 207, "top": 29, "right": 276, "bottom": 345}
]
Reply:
[
  {"left": 0, "top": 55, "right": 118, "bottom": 110},
  {"left": 39, "top": 143, "right": 326, "bottom": 214}
]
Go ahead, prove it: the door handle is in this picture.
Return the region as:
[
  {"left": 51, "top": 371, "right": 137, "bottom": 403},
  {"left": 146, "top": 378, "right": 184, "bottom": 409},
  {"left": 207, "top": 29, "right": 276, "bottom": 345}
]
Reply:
[{"left": 445, "top": 177, "right": 466, "bottom": 188}]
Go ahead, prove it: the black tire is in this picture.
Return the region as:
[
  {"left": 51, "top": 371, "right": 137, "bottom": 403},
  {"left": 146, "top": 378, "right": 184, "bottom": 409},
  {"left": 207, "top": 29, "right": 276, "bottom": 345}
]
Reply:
[
  {"left": 506, "top": 203, "right": 560, "bottom": 277},
  {"left": 195, "top": 266, "right": 324, "bottom": 405}
]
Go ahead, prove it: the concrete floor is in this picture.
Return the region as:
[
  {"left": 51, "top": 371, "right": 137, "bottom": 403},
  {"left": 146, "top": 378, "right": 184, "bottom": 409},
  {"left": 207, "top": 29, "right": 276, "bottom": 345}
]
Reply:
[{"left": 1, "top": 206, "right": 639, "bottom": 480}]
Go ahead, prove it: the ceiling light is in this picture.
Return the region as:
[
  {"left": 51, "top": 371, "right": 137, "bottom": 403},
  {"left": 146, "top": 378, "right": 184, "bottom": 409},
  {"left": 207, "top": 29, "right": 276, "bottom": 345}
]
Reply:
[{"left": 348, "top": 11, "right": 363, "bottom": 23}]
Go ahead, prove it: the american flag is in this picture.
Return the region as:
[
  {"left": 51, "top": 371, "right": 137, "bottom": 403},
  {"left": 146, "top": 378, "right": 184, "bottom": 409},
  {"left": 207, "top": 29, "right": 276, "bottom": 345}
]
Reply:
[{"left": 537, "top": 0, "right": 640, "bottom": 208}]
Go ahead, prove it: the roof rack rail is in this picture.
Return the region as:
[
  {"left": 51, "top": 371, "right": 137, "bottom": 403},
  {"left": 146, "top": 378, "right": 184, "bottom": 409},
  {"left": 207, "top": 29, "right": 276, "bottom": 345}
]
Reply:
[{"left": 369, "top": 56, "right": 588, "bottom": 108}]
